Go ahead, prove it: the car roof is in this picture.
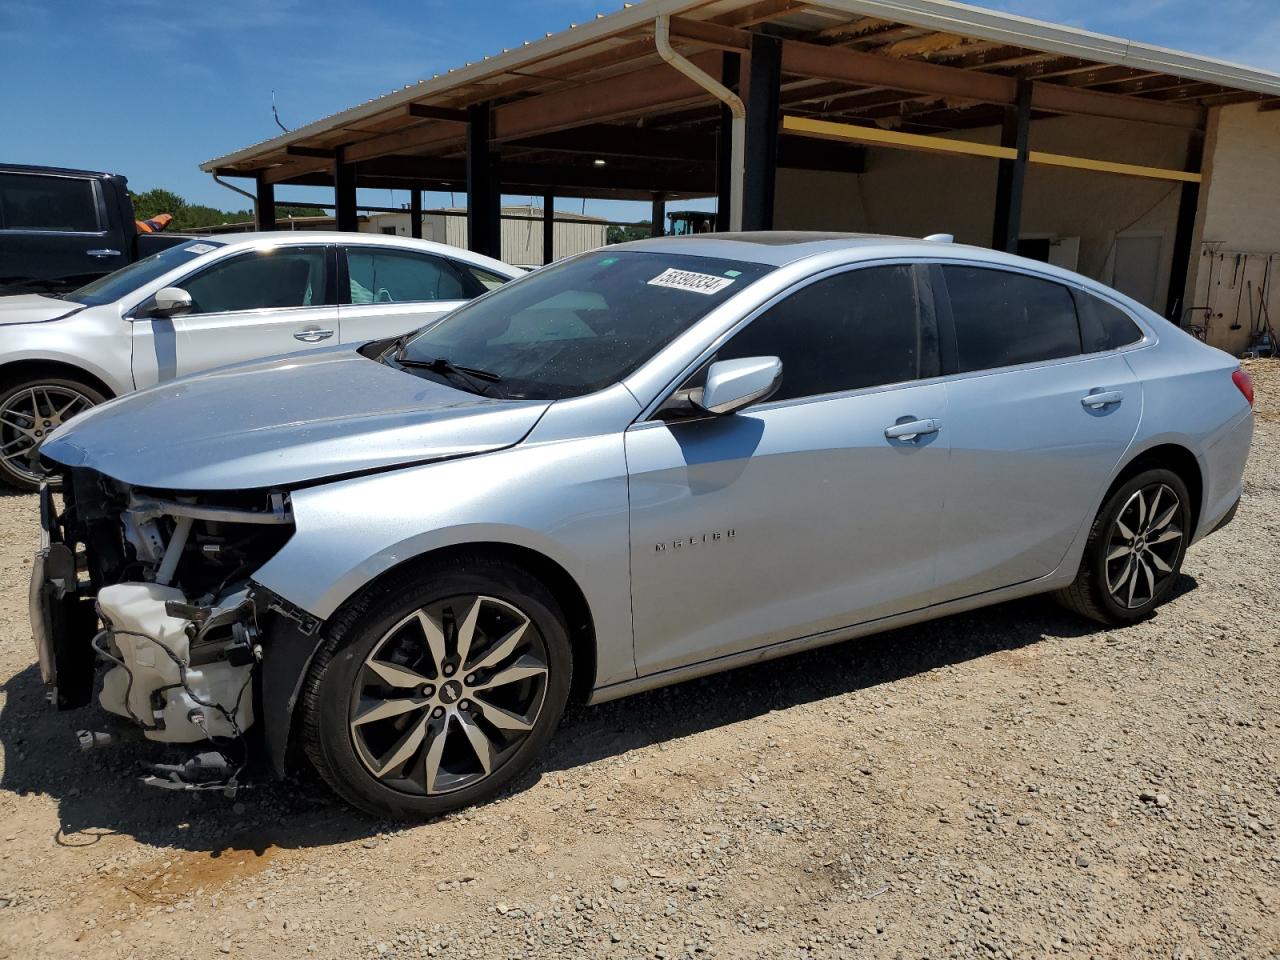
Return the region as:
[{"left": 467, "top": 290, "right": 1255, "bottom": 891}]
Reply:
[
  {"left": 610, "top": 232, "right": 947, "bottom": 266},
  {"left": 207, "top": 231, "right": 519, "bottom": 275},
  {"left": 0, "top": 163, "right": 119, "bottom": 180},
  {"left": 609, "top": 231, "right": 1153, "bottom": 311}
]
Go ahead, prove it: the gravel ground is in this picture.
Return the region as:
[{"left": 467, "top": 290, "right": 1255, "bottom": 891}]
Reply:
[{"left": 0, "top": 360, "right": 1277, "bottom": 960}]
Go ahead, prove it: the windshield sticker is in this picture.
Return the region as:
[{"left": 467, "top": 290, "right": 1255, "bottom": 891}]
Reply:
[
  {"left": 647, "top": 268, "right": 736, "bottom": 295},
  {"left": 185, "top": 243, "right": 218, "bottom": 255}
]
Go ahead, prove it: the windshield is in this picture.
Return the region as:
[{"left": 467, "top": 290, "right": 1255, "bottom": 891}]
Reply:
[
  {"left": 64, "top": 240, "right": 226, "bottom": 306},
  {"left": 397, "top": 251, "right": 773, "bottom": 400}
]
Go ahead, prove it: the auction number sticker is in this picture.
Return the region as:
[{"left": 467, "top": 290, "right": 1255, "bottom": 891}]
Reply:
[
  {"left": 186, "top": 243, "right": 218, "bottom": 255},
  {"left": 647, "top": 268, "right": 735, "bottom": 295}
]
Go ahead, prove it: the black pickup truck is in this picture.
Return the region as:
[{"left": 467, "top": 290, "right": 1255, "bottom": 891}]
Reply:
[{"left": 0, "top": 164, "right": 190, "bottom": 295}]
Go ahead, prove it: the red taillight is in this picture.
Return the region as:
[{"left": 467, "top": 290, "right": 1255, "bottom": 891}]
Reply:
[{"left": 1232, "top": 368, "right": 1255, "bottom": 408}]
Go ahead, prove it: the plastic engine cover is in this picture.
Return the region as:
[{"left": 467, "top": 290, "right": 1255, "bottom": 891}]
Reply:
[{"left": 97, "top": 582, "right": 254, "bottom": 742}]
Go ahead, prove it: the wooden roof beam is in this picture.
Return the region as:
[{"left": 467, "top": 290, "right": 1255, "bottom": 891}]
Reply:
[
  {"left": 493, "top": 50, "right": 724, "bottom": 141},
  {"left": 507, "top": 124, "right": 716, "bottom": 162},
  {"left": 780, "top": 38, "right": 1204, "bottom": 129},
  {"left": 406, "top": 104, "right": 469, "bottom": 122},
  {"left": 712, "top": 0, "right": 808, "bottom": 28}
]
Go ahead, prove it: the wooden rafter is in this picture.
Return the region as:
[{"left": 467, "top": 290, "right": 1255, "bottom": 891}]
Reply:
[{"left": 781, "top": 38, "right": 1204, "bottom": 128}]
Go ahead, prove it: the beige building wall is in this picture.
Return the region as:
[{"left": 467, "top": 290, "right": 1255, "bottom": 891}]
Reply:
[
  {"left": 362, "top": 208, "right": 608, "bottom": 264},
  {"left": 1183, "top": 103, "right": 1280, "bottom": 356},
  {"left": 774, "top": 114, "right": 1192, "bottom": 314}
]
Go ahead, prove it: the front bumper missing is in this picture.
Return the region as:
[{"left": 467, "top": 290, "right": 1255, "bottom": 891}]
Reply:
[{"left": 29, "top": 483, "right": 97, "bottom": 709}]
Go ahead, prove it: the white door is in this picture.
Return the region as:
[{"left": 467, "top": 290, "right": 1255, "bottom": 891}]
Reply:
[
  {"left": 339, "top": 246, "right": 504, "bottom": 342},
  {"left": 1112, "top": 234, "right": 1163, "bottom": 310},
  {"left": 131, "top": 244, "right": 337, "bottom": 387}
]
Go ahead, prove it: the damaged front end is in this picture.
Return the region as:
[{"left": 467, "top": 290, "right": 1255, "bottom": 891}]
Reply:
[{"left": 31, "top": 467, "right": 295, "bottom": 794}]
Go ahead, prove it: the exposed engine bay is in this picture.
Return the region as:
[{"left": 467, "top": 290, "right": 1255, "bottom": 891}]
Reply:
[{"left": 31, "top": 467, "right": 295, "bottom": 793}]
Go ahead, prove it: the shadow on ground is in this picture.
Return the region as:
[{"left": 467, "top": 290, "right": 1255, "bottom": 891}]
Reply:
[{"left": 0, "top": 576, "right": 1196, "bottom": 857}]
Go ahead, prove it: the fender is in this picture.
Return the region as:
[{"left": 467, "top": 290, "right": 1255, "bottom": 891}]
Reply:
[{"left": 249, "top": 432, "right": 638, "bottom": 775}]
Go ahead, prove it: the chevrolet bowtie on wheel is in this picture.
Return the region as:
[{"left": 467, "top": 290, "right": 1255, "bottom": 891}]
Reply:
[{"left": 31, "top": 233, "right": 1253, "bottom": 819}]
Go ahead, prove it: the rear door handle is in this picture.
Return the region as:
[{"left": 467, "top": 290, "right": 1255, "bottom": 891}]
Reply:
[
  {"left": 294, "top": 328, "right": 334, "bottom": 343},
  {"left": 86, "top": 249, "right": 120, "bottom": 258},
  {"left": 884, "top": 418, "right": 941, "bottom": 442},
  {"left": 1081, "top": 390, "right": 1124, "bottom": 409}
]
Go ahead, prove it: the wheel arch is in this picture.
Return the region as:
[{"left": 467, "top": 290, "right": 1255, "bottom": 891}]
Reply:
[
  {"left": 356, "top": 541, "right": 599, "bottom": 706},
  {"left": 261, "top": 539, "right": 599, "bottom": 778},
  {"left": 1109, "top": 442, "right": 1204, "bottom": 535},
  {"left": 0, "top": 358, "right": 118, "bottom": 400}
]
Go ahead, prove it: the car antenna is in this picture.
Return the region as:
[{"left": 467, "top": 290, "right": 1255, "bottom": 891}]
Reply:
[{"left": 924, "top": 233, "right": 954, "bottom": 243}]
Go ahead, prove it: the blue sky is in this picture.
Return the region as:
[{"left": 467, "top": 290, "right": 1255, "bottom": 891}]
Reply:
[{"left": 2, "top": 0, "right": 1277, "bottom": 223}]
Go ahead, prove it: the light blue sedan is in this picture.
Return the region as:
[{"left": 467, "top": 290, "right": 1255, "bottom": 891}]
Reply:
[{"left": 35, "top": 233, "right": 1254, "bottom": 818}]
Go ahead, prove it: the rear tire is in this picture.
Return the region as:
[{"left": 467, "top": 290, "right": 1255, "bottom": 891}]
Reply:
[
  {"left": 1056, "top": 467, "right": 1191, "bottom": 625},
  {"left": 0, "top": 375, "right": 105, "bottom": 491},
  {"left": 300, "top": 556, "right": 572, "bottom": 820}
]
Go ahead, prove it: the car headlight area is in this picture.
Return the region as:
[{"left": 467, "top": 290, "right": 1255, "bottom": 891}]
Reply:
[{"left": 32, "top": 467, "right": 295, "bottom": 793}]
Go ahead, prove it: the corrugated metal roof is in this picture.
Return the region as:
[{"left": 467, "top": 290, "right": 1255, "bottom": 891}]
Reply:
[{"left": 202, "top": 0, "right": 1280, "bottom": 172}]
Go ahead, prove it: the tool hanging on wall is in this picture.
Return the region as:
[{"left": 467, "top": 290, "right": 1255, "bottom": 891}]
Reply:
[
  {"left": 1260, "top": 285, "right": 1278, "bottom": 357},
  {"left": 1230, "top": 254, "right": 1248, "bottom": 330}
]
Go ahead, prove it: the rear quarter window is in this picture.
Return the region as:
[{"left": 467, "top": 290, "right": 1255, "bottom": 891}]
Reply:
[{"left": 1072, "top": 289, "right": 1144, "bottom": 352}]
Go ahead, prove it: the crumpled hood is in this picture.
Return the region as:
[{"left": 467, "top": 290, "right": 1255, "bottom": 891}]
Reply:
[
  {"left": 0, "top": 294, "right": 84, "bottom": 326},
  {"left": 41, "top": 346, "right": 550, "bottom": 490}
]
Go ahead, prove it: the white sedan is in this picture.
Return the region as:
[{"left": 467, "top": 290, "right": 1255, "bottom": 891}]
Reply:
[{"left": 0, "top": 232, "right": 519, "bottom": 488}]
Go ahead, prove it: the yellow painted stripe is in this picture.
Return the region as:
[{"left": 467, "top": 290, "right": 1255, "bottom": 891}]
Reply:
[
  {"left": 781, "top": 115, "right": 1202, "bottom": 184},
  {"left": 782, "top": 115, "right": 1016, "bottom": 160},
  {"left": 1027, "top": 150, "right": 1201, "bottom": 183}
]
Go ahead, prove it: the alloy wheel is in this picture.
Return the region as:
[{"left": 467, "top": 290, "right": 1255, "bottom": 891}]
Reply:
[
  {"left": 1104, "top": 483, "right": 1183, "bottom": 610},
  {"left": 349, "top": 594, "right": 550, "bottom": 796},
  {"left": 0, "top": 385, "right": 94, "bottom": 485}
]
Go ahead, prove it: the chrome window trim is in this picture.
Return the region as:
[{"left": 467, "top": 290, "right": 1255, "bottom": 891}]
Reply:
[
  {"left": 634, "top": 254, "right": 1156, "bottom": 425},
  {"left": 927, "top": 258, "right": 1156, "bottom": 377}
]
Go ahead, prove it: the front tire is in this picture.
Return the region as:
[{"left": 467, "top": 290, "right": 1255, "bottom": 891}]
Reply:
[
  {"left": 0, "top": 375, "right": 104, "bottom": 491},
  {"left": 1056, "top": 468, "right": 1191, "bottom": 625},
  {"left": 300, "top": 556, "right": 573, "bottom": 819}
]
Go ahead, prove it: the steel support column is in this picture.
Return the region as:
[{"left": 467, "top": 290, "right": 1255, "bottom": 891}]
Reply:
[
  {"left": 744, "top": 35, "right": 781, "bottom": 232},
  {"left": 651, "top": 193, "right": 667, "bottom": 237},
  {"left": 409, "top": 188, "right": 423, "bottom": 239},
  {"left": 334, "top": 148, "right": 358, "bottom": 232},
  {"left": 1165, "top": 129, "right": 1206, "bottom": 320},
  {"left": 717, "top": 52, "right": 742, "bottom": 232},
  {"left": 467, "top": 102, "right": 500, "bottom": 258},
  {"left": 254, "top": 173, "right": 276, "bottom": 231},
  {"left": 541, "top": 191, "right": 555, "bottom": 264},
  {"left": 992, "top": 80, "right": 1033, "bottom": 253}
]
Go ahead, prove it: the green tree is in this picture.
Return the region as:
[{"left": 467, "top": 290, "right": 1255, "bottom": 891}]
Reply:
[
  {"left": 129, "top": 188, "right": 187, "bottom": 223},
  {"left": 128, "top": 188, "right": 325, "bottom": 231},
  {"left": 606, "top": 221, "right": 652, "bottom": 245}
]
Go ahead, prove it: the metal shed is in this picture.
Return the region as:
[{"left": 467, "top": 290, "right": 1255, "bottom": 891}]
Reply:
[{"left": 201, "top": 0, "right": 1280, "bottom": 352}]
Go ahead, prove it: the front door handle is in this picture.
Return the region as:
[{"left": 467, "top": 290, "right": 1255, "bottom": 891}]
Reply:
[
  {"left": 1081, "top": 390, "right": 1124, "bottom": 409},
  {"left": 884, "top": 418, "right": 941, "bottom": 442},
  {"left": 294, "top": 328, "right": 335, "bottom": 343},
  {"left": 86, "top": 249, "right": 121, "bottom": 258}
]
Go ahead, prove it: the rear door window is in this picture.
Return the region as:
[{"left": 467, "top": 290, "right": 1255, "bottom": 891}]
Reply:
[
  {"left": 0, "top": 172, "right": 100, "bottom": 232},
  {"left": 941, "top": 265, "right": 1082, "bottom": 373},
  {"left": 181, "top": 247, "right": 328, "bottom": 314},
  {"left": 346, "top": 248, "right": 477, "bottom": 304},
  {"left": 715, "top": 264, "right": 928, "bottom": 402}
]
